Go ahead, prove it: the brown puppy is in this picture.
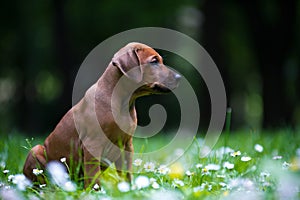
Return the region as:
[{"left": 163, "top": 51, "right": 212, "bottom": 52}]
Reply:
[{"left": 23, "top": 42, "right": 181, "bottom": 188}]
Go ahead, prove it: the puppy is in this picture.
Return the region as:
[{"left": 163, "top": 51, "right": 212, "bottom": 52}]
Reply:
[{"left": 23, "top": 42, "right": 181, "bottom": 188}]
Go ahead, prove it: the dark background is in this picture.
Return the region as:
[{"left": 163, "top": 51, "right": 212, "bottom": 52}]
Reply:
[{"left": 0, "top": 0, "right": 299, "bottom": 136}]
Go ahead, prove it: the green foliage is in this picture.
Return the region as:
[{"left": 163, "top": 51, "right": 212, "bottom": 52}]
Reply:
[{"left": 0, "top": 130, "right": 299, "bottom": 199}]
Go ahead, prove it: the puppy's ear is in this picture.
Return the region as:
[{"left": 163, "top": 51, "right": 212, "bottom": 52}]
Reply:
[{"left": 112, "top": 49, "right": 143, "bottom": 83}]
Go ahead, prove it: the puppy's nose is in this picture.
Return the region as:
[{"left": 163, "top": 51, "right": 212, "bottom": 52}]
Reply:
[{"left": 175, "top": 73, "right": 181, "bottom": 81}]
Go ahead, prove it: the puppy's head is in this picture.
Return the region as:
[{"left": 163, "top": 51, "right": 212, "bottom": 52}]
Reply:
[{"left": 112, "top": 42, "right": 181, "bottom": 94}]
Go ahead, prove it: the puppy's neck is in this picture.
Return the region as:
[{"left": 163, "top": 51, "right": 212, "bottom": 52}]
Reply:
[{"left": 98, "top": 64, "right": 138, "bottom": 129}]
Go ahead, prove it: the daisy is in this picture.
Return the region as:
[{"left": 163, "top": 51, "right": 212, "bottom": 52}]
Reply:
[
  {"left": 241, "top": 156, "right": 251, "bottom": 162},
  {"left": 93, "top": 183, "right": 100, "bottom": 190},
  {"left": 133, "top": 158, "right": 143, "bottom": 167},
  {"left": 273, "top": 155, "right": 282, "bottom": 160},
  {"left": 11, "top": 174, "right": 32, "bottom": 191},
  {"left": 205, "top": 164, "right": 221, "bottom": 171},
  {"left": 32, "top": 168, "right": 43, "bottom": 176},
  {"left": 216, "top": 147, "right": 234, "bottom": 157},
  {"left": 172, "top": 179, "right": 184, "bottom": 187},
  {"left": 63, "top": 181, "right": 76, "bottom": 192},
  {"left": 46, "top": 161, "right": 69, "bottom": 187},
  {"left": 219, "top": 182, "right": 227, "bottom": 187},
  {"left": 282, "top": 161, "right": 290, "bottom": 169},
  {"left": 152, "top": 182, "right": 160, "bottom": 189},
  {"left": 8, "top": 175, "right": 14, "bottom": 182},
  {"left": 201, "top": 167, "right": 210, "bottom": 175},
  {"left": 118, "top": 181, "right": 130, "bottom": 192},
  {"left": 217, "top": 174, "right": 226, "bottom": 178},
  {"left": 150, "top": 178, "right": 156, "bottom": 183},
  {"left": 148, "top": 178, "right": 160, "bottom": 189},
  {"left": 157, "top": 165, "right": 170, "bottom": 175},
  {"left": 254, "top": 144, "right": 264, "bottom": 152},
  {"left": 185, "top": 170, "right": 194, "bottom": 176},
  {"left": 144, "top": 162, "right": 155, "bottom": 172},
  {"left": 135, "top": 175, "right": 150, "bottom": 189},
  {"left": 230, "top": 151, "right": 241, "bottom": 157},
  {"left": 223, "top": 161, "right": 234, "bottom": 169},
  {"left": 196, "top": 163, "right": 203, "bottom": 169},
  {"left": 260, "top": 171, "right": 270, "bottom": 178}
]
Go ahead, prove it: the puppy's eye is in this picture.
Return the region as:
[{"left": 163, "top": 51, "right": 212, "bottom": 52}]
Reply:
[{"left": 150, "top": 58, "right": 159, "bottom": 65}]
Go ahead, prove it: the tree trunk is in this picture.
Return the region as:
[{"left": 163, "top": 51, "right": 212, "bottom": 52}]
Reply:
[{"left": 240, "top": 0, "right": 296, "bottom": 128}]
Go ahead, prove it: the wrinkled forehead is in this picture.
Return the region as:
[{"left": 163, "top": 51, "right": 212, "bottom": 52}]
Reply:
[
  {"left": 124, "top": 42, "right": 160, "bottom": 57},
  {"left": 124, "top": 42, "right": 152, "bottom": 50},
  {"left": 113, "top": 42, "right": 162, "bottom": 64}
]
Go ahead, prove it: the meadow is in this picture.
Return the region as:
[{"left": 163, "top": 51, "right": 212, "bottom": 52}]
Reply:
[{"left": 0, "top": 129, "right": 299, "bottom": 200}]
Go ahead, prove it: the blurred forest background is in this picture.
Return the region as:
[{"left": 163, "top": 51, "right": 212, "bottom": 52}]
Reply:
[{"left": 0, "top": 0, "right": 299, "bottom": 136}]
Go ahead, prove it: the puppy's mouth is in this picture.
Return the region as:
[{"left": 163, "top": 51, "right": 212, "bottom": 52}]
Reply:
[
  {"left": 134, "top": 82, "right": 175, "bottom": 97},
  {"left": 149, "top": 82, "right": 171, "bottom": 93}
]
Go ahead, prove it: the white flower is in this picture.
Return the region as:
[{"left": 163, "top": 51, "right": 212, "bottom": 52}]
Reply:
[
  {"left": 150, "top": 178, "right": 156, "bottom": 183},
  {"left": 150, "top": 190, "right": 183, "bottom": 199},
  {"left": 3, "top": 169, "right": 9, "bottom": 174},
  {"left": 118, "top": 181, "right": 130, "bottom": 192},
  {"left": 207, "top": 184, "right": 212, "bottom": 191},
  {"left": 241, "top": 156, "right": 251, "bottom": 162},
  {"left": 205, "top": 164, "right": 221, "bottom": 171},
  {"left": 135, "top": 175, "right": 150, "bottom": 189},
  {"left": 216, "top": 147, "right": 234, "bottom": 157},
  {"left": 144, "top": 162, "right": 155, "bottom": 172},
  {"left": 273, "top": 155, "right": 282, "bottom": 160},
  {"left": 260, "top": 172, "right": 270, "bottom": 178},
  {"left": 228, "top": 178, "right": 254, "bottom": 191},
  {"left": 157, "top": 165, "right": 170, "bottom": 175},
  {"left": 60, "top": 157, "right": 66, "bottom": 163},
  {"left": 133, "top": 158, "right": 143, "bottom": 167},
  {"left": 194, "top": 183, "right": 207, "bottom": 192},
  {"left": 254, "top": 144, "right": 264, "bottom": 152},
  {"left": 201, "top": 167, "right": 210, "bottom": 175},
  {"left": 172, "top": 179, "right": 184, "bottom": 187},
  {"left": 152, "top": 182, "right": 160, "bottom": 189},
  {"left": 8, "top": 175, "right": 14, "bottom": 182},
  {"left": 185, "top": 170, "right": 194, "bottom": 176},
  {"left": 223, "top": 161, "right": 234, "bottom": 169},
  {"left": 32, "top": 168, "right": 43, "bottom": 176},
  {"left": 11, "top": 174, "right": 32, "bottom": 191},
  {"left": 46, "top": 161, "right": 69, "bottom": 187},
  {"left": 63, "top": 181, "right": 76, "bottom": 192},
  {"left": 193, "top": 185, "right": 204, "bottom": 193},
  {"left": 39, "top": 184, "right": 46, "bottom": 188},
  {"left": 282, "top": 161, "right": 290, "bottom": 169},
  {"left": 219, "top": 182, "right": 227, "bottom": 187},
  {"left": 230, "top": 151, "right": 241, "bottom": 157},
  {"left": 93, "top": 183, "right": 100, "bottom": 190},
  {"left": 98, "top": 187, "right": 107, "bottom": 194},
  {"left": 196, "top": 163, "right": 203, "bottom": 169}
]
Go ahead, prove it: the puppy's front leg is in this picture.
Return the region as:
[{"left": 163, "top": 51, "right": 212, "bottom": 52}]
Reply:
[
  {"left": 83, "top": 147, "right": 101, "bottom": 189},
  {"left": 115, "top": 138, "right": 133, "bottom": 183}
]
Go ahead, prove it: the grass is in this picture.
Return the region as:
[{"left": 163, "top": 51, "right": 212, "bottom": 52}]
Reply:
[{"left": 0, "top": 129, "right": 299, "bottom": 199}]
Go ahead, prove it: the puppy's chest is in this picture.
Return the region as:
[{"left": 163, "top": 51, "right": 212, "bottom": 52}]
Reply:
[
  {"left": 101, "top": 119, "right": 136, "bottom": 141},
  {"left": 100, "top": 107, "right": 137, "bottom": 139},
  {"left": 100, "top": 123, "right": 134, "bottom": 162}
]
